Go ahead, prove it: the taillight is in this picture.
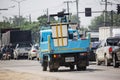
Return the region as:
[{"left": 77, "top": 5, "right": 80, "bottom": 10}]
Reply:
[
  {"left": 32, "top": 50, "right": 36, "bottom": 52},
  {"left": 109, "top": 47, "right": 112, "bottom": 53},
  {"left": 53, "top": 54, "right": 59, "bottom": 58}
]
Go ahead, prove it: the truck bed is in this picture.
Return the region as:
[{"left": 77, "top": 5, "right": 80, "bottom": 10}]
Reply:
[{"left": 40, "top": 39, "right": 90, "bottom": 54}]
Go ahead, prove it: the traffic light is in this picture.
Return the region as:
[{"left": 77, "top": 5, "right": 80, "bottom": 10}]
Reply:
[
  {"left": 117, "top": 4, "right": 120, "bottom": 14},
  {"left": 85, "top": 8, "right": 92, "bottom": 17}
]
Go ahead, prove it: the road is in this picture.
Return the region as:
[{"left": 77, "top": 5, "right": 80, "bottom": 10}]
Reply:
[{"left": 0, "top": 60, "right": 120, "bottom": 80}]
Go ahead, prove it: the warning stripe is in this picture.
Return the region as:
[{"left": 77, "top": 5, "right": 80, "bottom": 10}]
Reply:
[
  {"left": 56, "top": 24, "right": 59, "bottom": 46},
  {"left": 60, "top": 24, "right": 64, "bottom": 46}
]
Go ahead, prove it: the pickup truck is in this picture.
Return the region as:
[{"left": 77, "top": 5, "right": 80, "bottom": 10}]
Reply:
[{"left": 96, "top": 37, "right": 120, "bottom": 67}]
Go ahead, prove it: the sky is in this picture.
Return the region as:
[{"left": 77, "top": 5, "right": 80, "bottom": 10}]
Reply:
[{"left": 0, "top": 0, "right": 120, "bottom": 28}]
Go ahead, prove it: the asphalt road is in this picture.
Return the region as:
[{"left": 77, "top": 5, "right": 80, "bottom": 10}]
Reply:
[{"left": 0, "top": 60, "right": 120, "bottom": 80}]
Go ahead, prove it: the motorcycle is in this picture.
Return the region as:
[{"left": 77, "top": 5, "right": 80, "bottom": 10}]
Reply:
[{"left": 2, "top": 52, "right": 11, "bottom": 60}]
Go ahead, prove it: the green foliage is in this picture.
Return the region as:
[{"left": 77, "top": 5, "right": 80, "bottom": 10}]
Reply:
[
  {"left": 37, "top": 14, "right": 56, "bottom": 27},
  {"left": 89, "top": 12, "right": 120, "bottom": 30},
  {"left": 0, "top": 21, "right": 11, "bottom": 28},
  {"left": 70, "top": 15, "right": 79, "bottom": 23}
]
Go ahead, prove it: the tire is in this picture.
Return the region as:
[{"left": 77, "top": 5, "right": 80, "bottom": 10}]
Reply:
[
  {"left": 37, "top": 58, "right": 39, "bottom": 61},
  {"left": 49, "top": 62, "right": 53, "bottom": 72},
  {"left": 43, "top": 66, "right": 47, "bottom": 71},
  {"left": 82, "top": 66, "right": 86, "bottom": 70},
  {"left": 31, "top": 57, "right": 34, "bottom": 60},
  {"left": 77, "top": 65, "right": 86, "bottom": 71},
  {"left": 70, "top": 65, "right": 74, "bottom": 71},
  {"left": 96, "top": 56, "right": 101, "bottom": 65},
  {"left": 42, "top": 57, "right": 48, "bottom": 71},
  {"left": 49, "top": 68, "right": 54, "bottom": 72},
  {"left": 28, "top": 57, "right": 30, "bottom": 60},
  {"left": 49, "top": 68, "right": 58, "bottom": 72},
  {"left": 113, "top": 54, "right": 119, "bottom": 68},
  {"left": 8, "top": 56, "right": 11, "bottom": 60},
  {"left": 54, "top": 68, "right": 58, "bottom": 72},
  {"left": 42, "top": 62, "right": 47, "bottom": 71},
  {"left": 48, "top": 61, "right": 59, "bottom": 72},
  {"left": 104, "top": 55, "right": 110, "bottom": 66}
]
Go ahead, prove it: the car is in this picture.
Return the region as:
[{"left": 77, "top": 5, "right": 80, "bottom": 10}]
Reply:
[
  {"left": 112, "top": 40, "right": 120, "bottom": 68},
  {"left": 96, "top": 37, "right": 120, "bottom": 66},
  {"left": 28, "top": 44, "right": 39, "bottom": 60},
  {"left": 13, "top": 43, "right": 31, "bottom": 59}
]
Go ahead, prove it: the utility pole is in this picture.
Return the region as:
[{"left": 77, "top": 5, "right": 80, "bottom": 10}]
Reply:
[
  {"left": 47, "top": 8, "right": 49, "bottom": 18},
  {"left": 111, "top": 10, "right": 113, "bottom": 27},
  {"left": 75, "top": 0, "right": 80, "bottom": 29},
  {"left": 46, "top": 8, "right": 50, "bottom": 23},
  {"left": 64, "top": 1, "right": 72, "bottom": 22},
  {"left": 105, "top": 0, "right": 107, "bottom": 26},
  {"left": 12, "top": 0, "right": 26, "bottom": 27},
  {"left": 101, "top": 0, "right": 108, "bottom": 26},
  {"left": 29, "top": 14, "right": 31, "bottom": 24}
]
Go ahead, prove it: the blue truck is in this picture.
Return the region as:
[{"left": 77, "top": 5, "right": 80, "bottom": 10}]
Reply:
[{"left": 39, "top": 12, "right": 90, "bottom": 72}]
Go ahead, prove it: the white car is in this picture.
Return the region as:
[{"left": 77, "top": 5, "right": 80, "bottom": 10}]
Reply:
[
  {"left": 96, "top": 37, "right": 119, "bottom": 66},
  {"left": 13, "top": 43, "right": 31, "bottom": 59},
  {"left": 28, "top": 44, "right": 39, "bottom": 60}
]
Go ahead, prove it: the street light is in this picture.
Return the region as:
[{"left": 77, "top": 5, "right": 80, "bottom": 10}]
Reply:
[
  {"left": 0, "top": 5, "right": 15, "bottom": 23},
  {"left": 0, "top": 5, "right": 15, "bottom": 11},
  {"left": 11, "top": 0, "right": 26, "bottom": 27}
]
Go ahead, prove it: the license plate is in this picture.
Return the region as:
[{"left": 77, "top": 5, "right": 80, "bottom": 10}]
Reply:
[{"left": 65, "top": 57, "right": 74, "bottom": 62}]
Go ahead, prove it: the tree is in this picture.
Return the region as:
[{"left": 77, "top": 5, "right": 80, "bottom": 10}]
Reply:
[
  {"left": 12, "top": 15, "right": 26, "bottom": 27},
  {"left": 37, "top": 14, "right": 56, "bottom": 27},
  {"left": 88, "top": 11, "right": 120, "bottom": 30},
  {"left": 70, "top": 14, "right": 79, "bottom": 23}
]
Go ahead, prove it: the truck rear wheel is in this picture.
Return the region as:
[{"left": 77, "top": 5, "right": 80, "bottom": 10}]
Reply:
[
  {"left": 49, "top": 61, "right": 59, "bottom": 72},
  {"left": 70, "top": 65, "right": 74, "bottom": 71},
  {"left": 77, "top": 65, "right": 86, "bottom": 71},
  {"left": 49, "top": 68, "right": 58, "bottom": 72},
  {"left": 113, "top": 54, "right": 119, "bottom": 68},
  {"left": 42, "top": 62, "right": 47, "bottom": 71},
  {"left": 43, "top": 66, "right": 47, "bottom": 71}
]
